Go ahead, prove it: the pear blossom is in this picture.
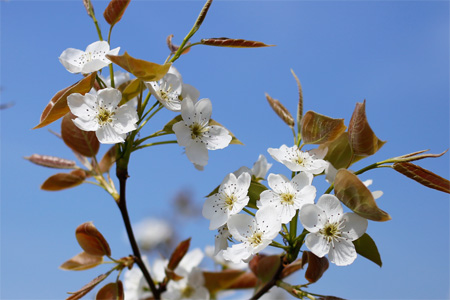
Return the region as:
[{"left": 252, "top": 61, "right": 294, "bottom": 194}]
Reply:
[
  {"left": 162, "top": 268, "right": 210, "bottom": 300},
  {"left": 173, "top": 98, "right": 232, "bottom": 168},
  {"left": 222, "top": 206, "right": 281, "bottom": 264},
  {"left": 67, "top": 88, "right": 138, "bottom": 144},
  {"left": 213, "top": 225, "right": 231, "bottom": 255},
  {"left": 234, "top": 154, "right": 272, "bottom": 181},
  {"left": 145, "top": 66, "right": 200, "bottom": 112},
  {"left": 59, "top": 41, "right": 120, "bottom": 74},
  {"left": 99, "top": 70, "right": 131, "bottom": 88},
  {"left": 258, "top": 172, "right": 316, "bottom": 224},
  {"left": 299, "top": 194, "right": 368, "bottom": 266},
  {"left": 133, "top": 218, "right": 173, "bottom": 251},
  {"left": 268, "top": 145, "right": 328, "bottom": 174},
  {"left": 202, "top": 172, "right": 251, "bottom": 230},
  {"left": 204, "top": 245, "right": 248, "bottom": 270}
]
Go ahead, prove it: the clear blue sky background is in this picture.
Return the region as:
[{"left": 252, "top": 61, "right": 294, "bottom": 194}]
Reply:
[{"left": 1, "top": 1, "right": 449, "bottom": 299}]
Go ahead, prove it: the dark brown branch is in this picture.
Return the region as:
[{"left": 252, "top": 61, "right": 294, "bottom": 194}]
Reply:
[{"left": 116, "top": 167, "right": 160, "bottom": 299}]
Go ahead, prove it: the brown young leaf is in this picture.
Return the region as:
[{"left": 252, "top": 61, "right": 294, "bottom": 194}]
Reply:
[
  {"left": 334, "top": 169, "right": 391, "bottom": 221},
  {"left": 41, "top": 170, "right": 86, "bottom": 191},
  {"left": 291, "top": 69, "right": 303, "bottom": 133},
  {"left": 167, "top": 35, "right": 191, "bottom": 55},
  {"left": 60, "top": 251, "right": 104, "bottom": 271},
  {"left": 76, "top": 222, "right": 111, "bottom": 257},
  {"left": 301, "top": 251, "right": 329, "bottom": 283},
  {"left": 34, "top": 73, "right": 97, "bottom": 129},
  {"left": 61, "top": 113, "right": 100, "bottom": 157},
  {"left": 106, "top": 52, "right": 171, "bottom": 82},
  {"left": 96, "top": 281, "right": 124, "bottom": 300},
  {"left": 394, "top": 149, "right": 448, "bottom": 163},
  {"left": 67, "top": 273, "right": 108, "bottom": 300},
  {"left": 103, "top": 0, "right": 131, "bottom": 26},
  {"left": 194, "top": 0, "right": 213, "bottom": 29},
  {"left": 98, "top": 145, "right": 116, "bottom": 173},
  {"left": 301, "top": 111, "right": 347, "bottom": 145},
  {"left": 318, "top": 132, "right": 364, "bottom": 170},
  {"left": 203, "top": 269, "right": 247, "bottom": 294},
  {"left": 281, "top": 258, "right": 303, "bottom": 279},
  {"left": 83, "top": 0, "right": 95, "bottom": 18},
  {"left": 25, "top": 154, "right": 76, "bottom": 169},
  {"left": 265, "top": 93, "right": 295, "bottom": 128},
  {"left": 393, "top": 162, "right": 450, "bottom": 194},
  {"left": 201, "top": 38, "right": 274, "bottom": 48},
  {"left": 167, "top": 238, "right": 191, "bottom": 271},
  {"left": 118, "top": 78, "right": 143, "bottom": 105},
  {"left": 253, "top": 255, "right": 281, "bottom": 284},
  {"left": 348, "top": 100, "right": 386, "bottom": 156}
]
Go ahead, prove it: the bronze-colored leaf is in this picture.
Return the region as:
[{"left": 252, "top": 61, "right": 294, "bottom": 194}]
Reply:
[
  {"left": 83, "top": 0, "right": 95, "bottom": 18},
  {"left": 253, "top": 255, "right": 281, "bottom": 284},
  {"left": 265, "top": 93, "right": 294, "bottom": 128},
  {"left": 167, "top": 238, "right": 191, "bottom": 271},
  {"left": 281, "top": 258, "right": 303, "bottom": 279},
  {"left": 393, "top": 162, "right": 450, "bottom": 194},
  {"left": 393, "top": 149, "right": 448, "bottom": 163},
  {"left": 98, "top": 145, "right": 116, "bottom": 173},
  {"left": 318, "top": 132, "right": 364, "bottom": 170},
  {"left": 96, "top": 281, "right": 124, "bottom": 300},
  {"left": 348, "top": 100, "right": 386, "bottom": 156},
  {"left": 194, "top": 0, "right": 213, "bottom": 30},
  {"left": 41, "top": 170, "right": 86, "bottom": 191},
  {"left": 61, "top": 113, "right": 100, "bottom": 157},
  {"left": 103, "top": 0, "right": 130, "bottom": 26},
  {"left": 167, "top": 35, "right": 191, "bottom": 55},
  {"left": 25, "top": 154, "right": 76, "bottom": 169},
  {"left": 201, "top": 38, "right": 274, "bottom": 48},
  {"left": 34, "top": 73, "right": 97, "bottom": 129},
  {"left": 334, "top": 169, "right": 391, "bottom": 221},
  {"left": 203, "top": 269, "right": 247, "bottom": 294},
  {"left": 301, "top": 251, "right": 329, "bottom": 283},
  {"left": 76, "top": 222, "right": 111, "bottom": 257},
  {"left": 118, "top": 78, "right": 143, "bottom": 105},
  {"left": 66, "top": 273, "right": 108, "bottom": 300},
  {"left": 106, "top": 52, "right": 171, "bottom": 82},
  {"left": 301, "top": 111, "right": 347, "bottom": 145},
  {"left": 60, "top": 251, "right": 103, "bottom": 271}
]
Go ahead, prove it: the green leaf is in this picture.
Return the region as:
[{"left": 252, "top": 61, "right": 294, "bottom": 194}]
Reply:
[
  {"left": 318, "top": 132, "right": 364, "bottom": 170},
  {"left": 353, "top": 233, "right": 382, "bottom": 267},
  {"left": 247, "top": 180, "right": 267, "bottom": 209},
  {"left": 301, "top": 111, "right": 346, "bottom": 145},
  {"left": 348, "top": 100, "right": 386, "bottom": 156},
  {"left": 334, "top": 169, "right": 391, "bottom": 221}
]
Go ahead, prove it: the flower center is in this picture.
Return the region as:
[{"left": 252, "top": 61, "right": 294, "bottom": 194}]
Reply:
[
  {"left": 319, "top": 222, "right": 341, "bottom": 243},
  {"left": 224, "top": 194, "right": 237, "bottom": 210},
  {"left": 159, "top": 83, "right": 174, "bottom": 101},
  {"left": 280, "top": 193, "right": 295, "bottom": 205},
  {"left": 248, "top": 231, "right": 263, "bottom": 246},
  {"left": 97, "top": 107, "right": 115, "bottom": 126},
  {"left": 181, "top": 285, "right": 194, "bottom": 298},
  {"left": 190, "top": 123, "right": 207, "bottom": 140}
]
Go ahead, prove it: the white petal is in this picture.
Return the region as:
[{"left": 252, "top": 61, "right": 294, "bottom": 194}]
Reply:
[
  {"left": 236, "top": 172, "right": 251, "bottom": 195},
  {"left": 113, "top": 104, "right": 138, "bottom": 134},
  {"left": 108, "top": 46, "right": 120, "bottom": 57},
  {"left": 299, "top": 204, "right": 326, "bottom": 233},
  {"left": 255, "top": 206, "right": 281, "bottom": 239},
  {"left": 81, "top": 60, "right": 109, "bottom": 74},
  {"left": 294, "top": 185, "right": 316, "bottom": 209},
  {"left": 67, "top": 93, "right": 97, "bottom": 121},
  {"left": 191, "top": 287, "right": 210, "bottom": 300},
  {"left": 325, "top": 163, "right": 338, "bottom": 184},
  {"left": 305, "top": 233, "right": 330, "bottom": 258},
  {"left": 85, "top": 41, "right": 110, "bottom": 53},
  {"left": 180, "top": 98, "right": 195, "bottom": 126},
  {"left": 341, "top": 212, "right": 368, "bottom": 241},
  {"left": 202, "top": 195, "right": 229, "bottom": 230},
  {"left": 233, "top": 166, "right": 251, "bottom": 178},
  {"left": 328, "top": 239, "right": 357, "bottom": 266},
  {"left": 181, "top": 83, "right": 200, "bottom": 103},
  {"left": 291, "top": 172, "right": 313, "bottom": 189},
  {"left": 177, "top": 248, "right": 204, "bottom": 276},
  {"left": 185, "top": 141, "right": 208, "bottom": 166},
  {"left": 279, "top": 204, "right": 297, "bottom": 224},
  {"left": 267, "top": 173, "right": 289, "bottom": 193},
  {"left": 252, "top": 154, "right": 272, "bottom": 179},
  {"left": 227, "top": 214, "right": 255, "bottom": 242},
  {"left": 59, "top": 48, "right": 85, "bottom": 73},
  {"left": 222, "top": 243, "right": 252, "bottom": 264},
  {"left": 73, "top": 117, "right": 99, "bottom": 132},
  {"left": 316, "top": 194, "right": 343, "bottom": 224},
  {"left": 267, "top": 147, "right": 284, "bottom": 163},
  {"left": 203, "top": 125, "right": 231, "bottom": 150},
  {"left": 97, "top": 88, "right": 122, "bottom": 109},
  {"left": 173, "top": 121, "right": 191, "bottom": 147},
  {"left": 194, "top": 98, "right": 212, "bottom": 123},
  {"left": 258, "top": 190, "right": 280, "bottom": 208},
  {"left": 96, "top": 124, "right": 125, "bottom": 144}
]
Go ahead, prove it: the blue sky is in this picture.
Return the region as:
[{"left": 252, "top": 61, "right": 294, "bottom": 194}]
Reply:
[{"left": 1, "top": 1, "right": 449, "bottom": 299}]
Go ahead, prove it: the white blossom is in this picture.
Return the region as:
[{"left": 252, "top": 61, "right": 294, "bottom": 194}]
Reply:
[
  {"left": 162, "top": 268, "right": 210, "bottom": 300},
  {"left": 133, "top": 218, "right": 173, "bottom": 251},
  {"left": 222, "top": 206, "right": 281, "bottom": 264},
  {"left": 204, "top": 245, "right": 248, "bottom": 270},
  {"left": 173, "top": 98, "right": 232, "bottom": 168},
  {"left": 213, "top": 225, "right": 231, "bottom": 255},
  {"left": 258, "top": 172, "right": 316, "bottom": 224},
  {"left": 299, "top": 194, "right": 368, "bottom": 266},
  {"left": 268, "top": 145, "right": 328, "bottom": 174},
  {"left": 99, "top": 70, "right": 131, "bottom": 88},
  {"left": 59, "top": 41, "right": 119, "bottom": 74},
  {"left": 67, "top": 88, "right": 138, "bottom": 144},
  {"left": 202, "top": 172, "right": 251, "bottom": 230},
  {"left": 234, "top": 154, "right": 272, "bottom": 181}
]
